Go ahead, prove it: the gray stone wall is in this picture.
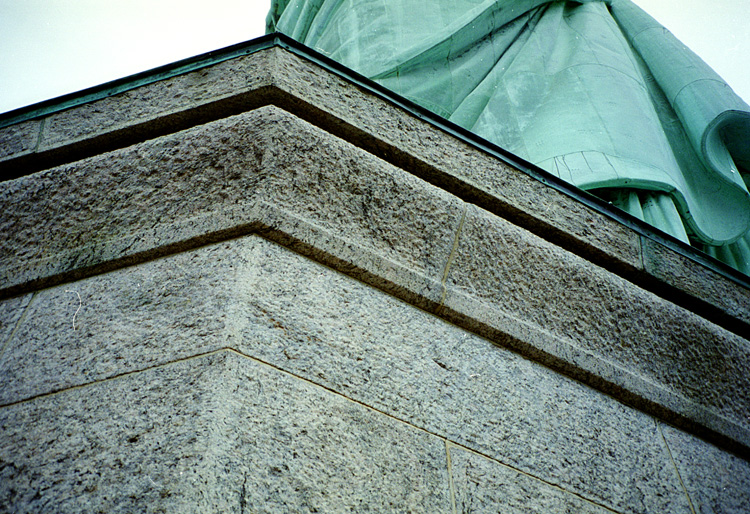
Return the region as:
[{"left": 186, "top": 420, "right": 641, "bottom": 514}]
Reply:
[
  {"left": 1, "top": 43, "right": 749, "bottom": 512},
  {"left": 3, "top": 236, "right": 748, "bottom": 513}
]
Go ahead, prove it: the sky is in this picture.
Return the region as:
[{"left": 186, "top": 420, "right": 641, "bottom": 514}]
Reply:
[{"left": 0, "top": 0, "right": 748, "bottom": 114}]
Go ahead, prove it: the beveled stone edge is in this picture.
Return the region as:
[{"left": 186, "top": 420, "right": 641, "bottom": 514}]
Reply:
[
  {"left": 0, "top": 200, "right": 444, "bottom": 316},
  {"left": 2, "top": 193, "right": 749, "bottom": 458},
  {"left": 1, "top": 48, "right": 749, "bottom": 455},
  {"left": 1, "top": 43, "right": 746, "bottom": 339},
  {"left": 0, "top": 347, "right": 638, "bottom": 513},
  {"left": 437, "top": 288, "right": 750, "bottom": 454},
  {"left": 640, "top": 236, "right": 750, "bottom": 329}
]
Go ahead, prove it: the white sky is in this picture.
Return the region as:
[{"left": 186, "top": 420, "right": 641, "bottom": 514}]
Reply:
[{"left": 0, "top": 0, "right": 748, "bottom": 114}]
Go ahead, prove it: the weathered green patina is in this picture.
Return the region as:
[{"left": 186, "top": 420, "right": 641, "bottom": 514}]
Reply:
[{"left": 267, "top": 0, "right": 750, "bottom": 272}]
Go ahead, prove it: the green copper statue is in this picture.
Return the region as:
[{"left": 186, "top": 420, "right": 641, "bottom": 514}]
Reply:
[{"left": 267, "top": 0, "right": 750, "bottom": 273}]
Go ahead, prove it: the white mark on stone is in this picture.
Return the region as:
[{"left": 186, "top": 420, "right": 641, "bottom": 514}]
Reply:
[{"left": 65, "top": 290, "right": 82, "bottom": 331}]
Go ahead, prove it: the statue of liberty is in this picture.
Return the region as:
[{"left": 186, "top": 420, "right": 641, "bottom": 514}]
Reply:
[{"left": 267, "top": 0, "right": 750, "bottom": 274}]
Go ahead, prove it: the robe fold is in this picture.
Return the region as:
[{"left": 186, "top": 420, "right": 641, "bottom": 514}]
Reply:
[{"left": 268, "top": 0, "right": 750, "bottom": 273}]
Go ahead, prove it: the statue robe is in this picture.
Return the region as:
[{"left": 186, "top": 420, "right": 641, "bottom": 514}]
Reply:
[{"left": 267, "top": 0, "right": 750, "bottom": 273}]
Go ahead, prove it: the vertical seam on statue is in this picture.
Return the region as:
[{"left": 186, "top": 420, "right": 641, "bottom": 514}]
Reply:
[
  {"left": 657, "top": 421, "right": 698, "bottom": 514},
  {"left": 0, "top": 292, "right": 37, "bottom": 363},
  {"left": 440, "top": 204, "right": 467, "bottom": 307},
  {"left": 445, "top": 440, "right": 458, "bottom": 514}
]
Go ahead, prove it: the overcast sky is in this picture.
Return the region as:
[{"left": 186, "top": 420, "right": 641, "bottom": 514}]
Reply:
[{"left": 1, "top": 0, "right": 748, "bottom": 114}]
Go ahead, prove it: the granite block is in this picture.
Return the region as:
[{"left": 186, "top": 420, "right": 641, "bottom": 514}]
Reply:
[
  {"left": 0, "top": 120, "right": 40, "bottom": 162},
  {"left": 0, "top": 242, "right": 237, "bottom": 405},
  {"left": 641, "top": 236, "right": 750, "bottom": 327},
  {"left": 0, "top": 353, "right": 229, "bottom": 513},
  {"left": 1, "top": 109, "right": 263, "bottom": 289},
  {"left": 223, "top": 237, "right": 690, "bottom": 514},
  {"left": 444, "top": 204, "right": 750, "bottom": 433},
  {"left": 449, "top": 445, "right": 612, "bottom": 514},
  {"left": 216, "top": 353, "right": 452, "bottom": 513},
  {"left": 0, "top": 233, "right": 694, "bottom": 513},
  {"left": 272, "top": 49, "right": 644, "bottom": 271},
  {"left": 1, "top": 106, "right": 460, "bottom": 302},
  {"left": 661, "top": 423, "right": 750, "bottom": 514},
  {"left": 37, "top": 51, "right": 274, "bottom": 153},
  {"left": 0, "top": 351, "right": 451, "bottom": 513},
  {"left": 251, "top": 115, "right": 464, "bottom": 285},
  {"left": 0, "top": 294, "right": 33, "bottom": 356}
]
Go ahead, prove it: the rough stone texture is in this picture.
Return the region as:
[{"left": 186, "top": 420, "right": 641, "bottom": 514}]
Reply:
[
  {"left": 0, "top": 244, "right": 236, "bottom": 404},
  {"left": 223, "top": 237, "right": 690, "bottom": 514},
  {"left": 0, "top": 105, "right": 461, "bottom": 306},
  {"left": 270, "top": 48, "right": 645, "bottom": 272},
  {"left": 444, "top": 204, "right": 750, "bottom": 440},
  {"left": 449, "top": 445, "right": 612, "bottom": 514},
  {"left": 0, "top": 46, "right": 642, "bottom": 275},
  {"left": 2, "top": 43, "right": 750, "bottom": 513},
  {"left": 2, "top": 102, "right": 750, "bottom": 460},
  {"left": 37, "top": 51, "right": 274, "bottom": 154},
  {"left": 642, "top": 236, "right": 750, "bottom": 327},
  {"left": 0, "top": 235, "right": 693, "bottom": 513},
  {"left": 0, "top": 120, "right": 40, "bottom": 162},
  {"left": 661, "top": 423, "right": 750, "bottom": 514},
  {"left": 0, "top": 351, "right": 452, "bottom": 513},
  {"left": 0, "top": 294, "right": 32, "bottom": 357}
]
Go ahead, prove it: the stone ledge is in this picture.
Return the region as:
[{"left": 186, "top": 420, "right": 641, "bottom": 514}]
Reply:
[
  {"left": 1, "top": 106, "right": 461, "bottom": 305},
  {"left": 0, "top": 240, "right": 697, "bottom": 513},
  {"left": 0, "top": 47, "right": 643, "bottom": 274},
  {"left": 1, "top": 106, "right": 749, "bottom": 456},
  {"left": 0, "top": 119, "right": 41, "bottom": 161},
  {"left": 1, "top": 44, "right": 747, "bottom": 336},
  {"left": 641, "top": 236, "right": 750, "bottom": 328},
  {"left": 0, "top": 350, "right": 453, "bottom": 512},
  {"left": 442, "top": 204, "right": 750, "bottom": 448},
  {"left": 0, "top": 50, "right": 278, "bottom": 181}
]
